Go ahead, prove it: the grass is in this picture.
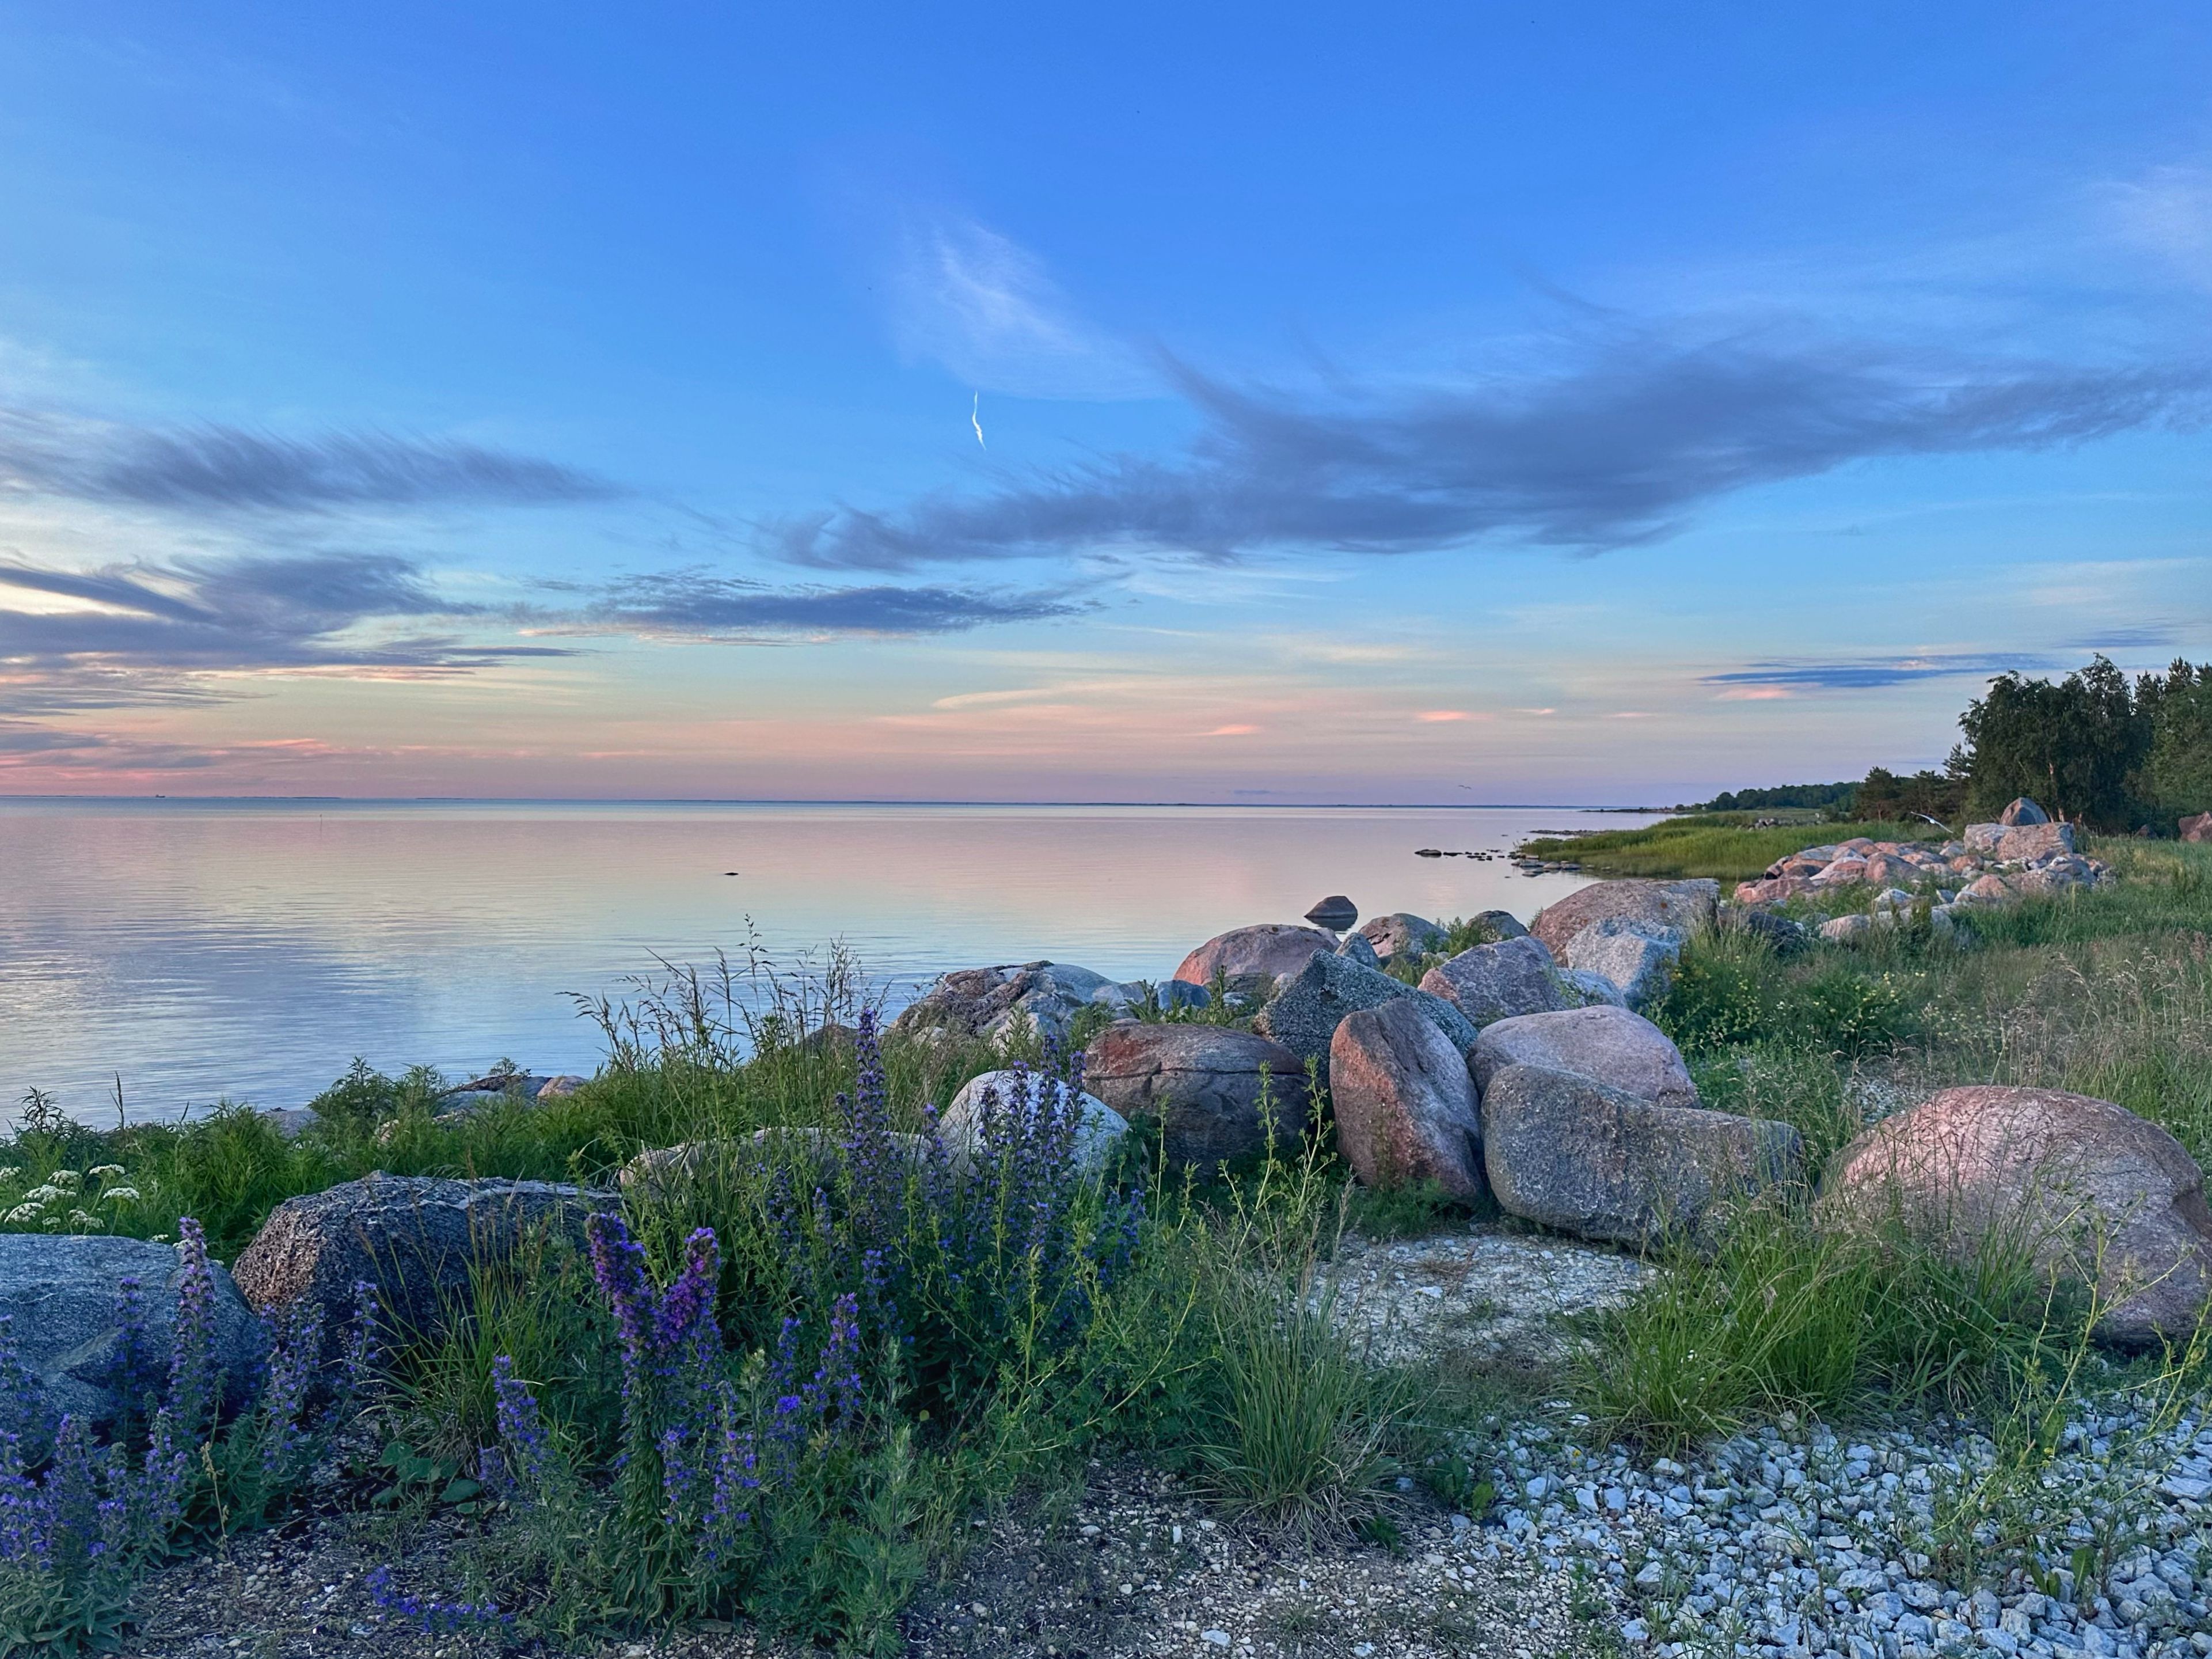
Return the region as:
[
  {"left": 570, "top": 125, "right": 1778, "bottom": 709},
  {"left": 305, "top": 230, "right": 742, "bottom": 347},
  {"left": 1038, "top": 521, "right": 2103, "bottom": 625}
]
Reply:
[{"left": 1515, "top": 816, "right": 1940, "bottom": 880}]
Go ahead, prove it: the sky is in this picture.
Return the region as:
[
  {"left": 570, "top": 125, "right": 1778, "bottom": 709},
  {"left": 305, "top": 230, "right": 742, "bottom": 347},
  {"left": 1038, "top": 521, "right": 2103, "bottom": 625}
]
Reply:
[{"left": 1, "top": 3, "right": 2210, "bottom": 804}]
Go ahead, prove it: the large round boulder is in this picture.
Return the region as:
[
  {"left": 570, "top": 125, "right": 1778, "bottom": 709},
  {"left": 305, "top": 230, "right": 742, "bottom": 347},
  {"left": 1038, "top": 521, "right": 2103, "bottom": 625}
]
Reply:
[
  {"left": 1529, "top": 879, "right": 1717, "bottom": 958},
  {"left": 1329, "top": 998, "right": 1485, "bottom": 1199},
  {"left": 1356, "top": 912, "right": 1448, "bottom": 964},
  {"left": 0, "top": 1235, "right": 261, "bottom": 1430},
  {"left": 1082, "top": 1022, "right": 1312, "bottom": 1166},
  {"left": 1172, "top": 924, "right": 1337, "bottom": 991},
  {"left": 1470, "top": 1004, "right": 1698, "bottom": 1110},
  {"left": 1417, "top": 936, "right": 1574, "bottom": 1029},
  {"left": 1822, "top": 1086, "right": 2212, "bottom": 1346},
  {"left": 1255, "top": 951, "right": 1478, "bottom": 1066},
  {"left": 1999, "top": 797, "right": 2050, "bottom": 826},
  {"left": 1480, "top": 1065, "right": 1802, "bottom": 1247},
  {"left": 1994, "top": 822, "right": 2076, "bottom": 863},
  {"left": 941, "top": 1070, "right": 1129, "bottom": 1177},
  {"left": 233, "top": 1175, "right": 602, "bottom": 1358},
  {"left": 1560, "top": 918, "right": 1684, "bottom": 1009}
]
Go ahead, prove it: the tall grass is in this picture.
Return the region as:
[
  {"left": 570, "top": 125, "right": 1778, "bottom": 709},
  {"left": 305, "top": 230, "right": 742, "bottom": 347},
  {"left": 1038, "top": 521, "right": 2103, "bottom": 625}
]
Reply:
[{"left": 1516, "top": 817, "right": 1936, "bottom": 879}]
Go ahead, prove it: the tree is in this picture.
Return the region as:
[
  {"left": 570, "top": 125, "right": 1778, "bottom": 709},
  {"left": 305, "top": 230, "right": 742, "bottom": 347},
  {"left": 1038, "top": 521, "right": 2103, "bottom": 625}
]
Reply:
[
  {"left": 1951, "top": 656, "right": 2151, "bottom": 828},
  {"left": 2145, "top": 665, "right": 2212, "bottom": 815}
]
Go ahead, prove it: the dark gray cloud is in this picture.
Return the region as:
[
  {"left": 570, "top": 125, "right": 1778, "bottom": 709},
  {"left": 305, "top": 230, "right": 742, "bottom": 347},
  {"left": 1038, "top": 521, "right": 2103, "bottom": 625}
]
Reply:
[
  {"left": 0, "top": 407, "right": 616, "bottom": 511},
  {"left": 568, "top": 567, "right": 1092, "bottom": 638},
  {"left": 1704, "top": 653, "right": 2053, "bottom": 690},
  {"left": 770, "top": 332, "right": 2211, "bottom": 570}
]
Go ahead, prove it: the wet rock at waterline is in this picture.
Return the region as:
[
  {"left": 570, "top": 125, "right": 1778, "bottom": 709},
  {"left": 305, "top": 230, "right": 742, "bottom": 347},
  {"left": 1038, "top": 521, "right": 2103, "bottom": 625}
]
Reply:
[
  {"left": 0, "top": 1235, "right": 261, "bottom": 1430},
  {"left": 1469, "top": 1004, "right": 1700, "bottom": 1111},
  {"left": 1480, "top": 1064, "right": 1803, "bottom": 1248},
  {"left": 1302, "top": 894, "right": 1359, "bottom": 931},
  {"left": 1082, "top": 1022, "right": 1311, "bottom": 1166},
  {"left": 1329, "top": 997, "right": 1486, "bottom": 1200},
  {"left": 1822, "top": 1085, "right": 2212, "bottom": 1347}
]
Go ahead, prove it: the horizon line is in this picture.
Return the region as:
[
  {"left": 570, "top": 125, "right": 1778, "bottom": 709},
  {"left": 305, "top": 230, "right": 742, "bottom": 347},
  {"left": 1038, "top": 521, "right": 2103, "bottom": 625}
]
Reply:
[{"left": 0, "top": 793, "right": 1673, "bottom": 811}]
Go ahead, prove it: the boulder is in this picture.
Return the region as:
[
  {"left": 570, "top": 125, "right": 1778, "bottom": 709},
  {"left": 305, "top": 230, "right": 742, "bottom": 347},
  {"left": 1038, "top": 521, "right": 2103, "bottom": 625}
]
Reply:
[
  {"left": 1082, "top": 1023, "right": 1313, "bottom": 1166},
  {"left": 1303, "top": 895, "right": 1359, "bottom": 931},
  {"left": 2181, "top": 811, "right": 2212, "bottom": 844},
  {"left": 1562, "top": 918, "right": 1683, "bottom": 1009},
  {"left": 1871, "top": 887, "right": 1917, "bottom": 912},
  {"left": 1735, "top": 876, "right": 1814, "bottom": 906},
  {"left": 1092, "top": 978, "right": 1211, "bottom": 1015},
  {"left": 1963, "top": 823, "right": 2006, "bottom": 853},
  {"left": 1470, "top": 909, "right": 1532, "bottom": 942},
  {"left": 1329, "top": 999, "right": 1485, "bottom": 1199},
  {"left": 1811, "top": 859, "right": 1869, "bottom": 887},
  {"left": 1335, "top": 930, "right": 1382, "bottom": 969},
  {"left": 1480, "top": 1065, "right": 1803, "bottom": 1247},
  {"left": 1820, "top": 914, "right": 1874, "bottom": 943},
  {"left": 892, "top": 962, "right": 1112, "bottom": 1047},
  {"left": 941, "top": 1070, "right": 1128, "bottom": 1178},
  {"left": 1560, "top": 969, "right": 1629, "bottom": 1007},
  {"left": 1356, "top": 912, "right": 1447, "bottom": 963},
  {"left": 233, "top": 1175, "right": 602, "bottom": 1358},
  {"left": 1953, "top": 874, "right": 2017, "bottom": 908},
  {"left": 1529, "top": 879, "right": 1718, "bottom": 958},
  {"left": 1822, "top": 1086, "right": 2212, "bottom": 1346},
  {"left": 1172, "top": 924, "right": 1338, "bottom": 992},
  {"left": 2000, "top": 797, "right": 2051, "bottom": 826},
  {"left": 1417, "top": 936, "right": 1574, "bottom": 1029},
  {"left": 1995, "top": 822, "right": 2076, "bottom": 863},
  {"left": 0, "top": 1235, "right": 261, "bottom": 1430},
  {"left": 2015, "top": 857, "right": 2095, "bottom": 898},
  {"left": 1470, "top": 1004, "right": 1698, "bottom": 1110},
  {"left": 1257, "top": 951, "right": 1479, "bottom": 1065},
  {"left": 1721, "top": 906, "right": 1811, "bottom": 955},
  {"left": 1861, "top": 855, "right": 1918, "bottom": 889}
]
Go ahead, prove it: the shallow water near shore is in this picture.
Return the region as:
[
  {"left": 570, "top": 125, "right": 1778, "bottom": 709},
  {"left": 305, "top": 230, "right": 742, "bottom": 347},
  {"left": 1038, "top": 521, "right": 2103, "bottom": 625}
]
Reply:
[{"left": 0, "top": 799, "right": 1656, "bottom": 1124}]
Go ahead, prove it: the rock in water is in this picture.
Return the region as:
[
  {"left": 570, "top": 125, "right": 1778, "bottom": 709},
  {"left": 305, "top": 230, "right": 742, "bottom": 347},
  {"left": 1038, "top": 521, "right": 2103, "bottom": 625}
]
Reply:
[
  {"left": 1529, "top": 879, "right": 1718, "bottom": 958},
  {"left": 940, "top": 1070, "right": 1128, "bottom": 1177},
  {"left": 1256, "top": 950, "right": 1479, "bottom": 1065},
  {"left": 1082, "top": 1023, "right": 1311, "bottom": 1166},
  {"left": 1172, "top": 924, "right": 1339, "bottom": 992},
  {"left": 1356, "top": 912, "right": 1447, "bottom": 963},
  {"left": 1561, "top": 917, "right": 1684, "bottom": 1009},
  {"left": 1470, "top": 1004, "right": 1699, "bottom": 1110},
  {"left": 1998, "top": 797, "right": 2051, "bottom": 826},
  {"left": 1303, "top": 894, "right": 1359, "bottom": 931},
  {"left": 1417, "top": 936, "right": 1574, "bottom": 1028},
  {"left": 1329, "top": 999, "right": 1486, "bottom": 1199},
  {"left": 1822, "top": 1086, "right": 2212, "bottom": 1347},
  {"left": 233, "top": 1175, "right": 602, "bottom": 1358},
  {"left": 1480, "top": 1065, "right": 1801, "bottom": 1247},
  {"left": 0, "top": 1235, "right": 261, "bottom": 1430}
]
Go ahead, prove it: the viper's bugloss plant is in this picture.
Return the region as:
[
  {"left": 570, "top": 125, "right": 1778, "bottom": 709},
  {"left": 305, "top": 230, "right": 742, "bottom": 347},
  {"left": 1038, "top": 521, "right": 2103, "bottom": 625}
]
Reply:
[{"left": 0, "top": 1223, "right": 380, "bottom": 1654}]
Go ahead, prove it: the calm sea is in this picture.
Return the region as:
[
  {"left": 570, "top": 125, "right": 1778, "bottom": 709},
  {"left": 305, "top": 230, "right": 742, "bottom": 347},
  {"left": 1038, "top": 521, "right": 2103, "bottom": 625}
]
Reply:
[{"left": 0, "top": 800, "right": 1656, "bottom": 1125}]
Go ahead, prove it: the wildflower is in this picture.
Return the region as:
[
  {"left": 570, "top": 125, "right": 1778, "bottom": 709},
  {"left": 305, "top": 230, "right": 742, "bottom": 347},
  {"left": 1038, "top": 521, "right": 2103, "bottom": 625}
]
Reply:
[
  {"left": 364, "top": 1564, "right": 511, "bottom": 1633},
  {"left": 3, "top": 1205, "right": 40, "bottom": 1225},
  {"left": 44, "top": 1172, "right": 80, "bottom": 1189},
  {"left": 166, "top": 1218, "right": 217, "bottom": 1437},
  {"left": 98, "top": 1187, "right": 139, "bottom": 1204},
  {"left": 488, "top": 1356, "right": 548, "bottom": 1498},
  {"left": 65, "top": 1210, "right": 99, "bottom": 1230},
  {"left": 86, "top": 1166, "right": 126, "bottom": 1180},
  {"left": 20, "top": 1186, "right": 63, "bottom": 1205}
]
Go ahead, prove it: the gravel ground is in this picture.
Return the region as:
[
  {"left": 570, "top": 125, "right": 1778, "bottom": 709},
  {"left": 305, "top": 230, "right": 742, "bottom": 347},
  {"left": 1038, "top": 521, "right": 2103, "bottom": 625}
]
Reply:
[{"left": 128, "top": 1221, "right": 2212, "bottom": 1659}]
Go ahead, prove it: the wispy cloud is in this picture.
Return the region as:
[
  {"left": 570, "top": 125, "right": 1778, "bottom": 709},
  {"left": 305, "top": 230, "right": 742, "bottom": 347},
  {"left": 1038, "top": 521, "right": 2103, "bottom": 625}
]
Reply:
[
  {"left": 0, "top": 407, "right": 616, "bottom": 511},
  {"left": 888, "top": 215, "right": 1151, "bottom": 399},
  {"left": 773, "top": 326, "right": 2210, "bottom": 570},
  {"left": 1702, "top": 652, "right": 2051, "bottom": 691},
  {"left": 551, "top": 567, "right": 1092, "bottom": 640}
]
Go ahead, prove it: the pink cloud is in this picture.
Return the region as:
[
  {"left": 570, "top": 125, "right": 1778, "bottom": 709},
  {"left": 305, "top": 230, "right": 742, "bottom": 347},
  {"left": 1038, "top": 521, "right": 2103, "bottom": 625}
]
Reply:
[
  {"left": 1416, "top": 709, "right": 1492, "bottom": 723},
  {"left": 1715, "top": 686, "right": 1793, "bottom": 701},
  {"left": 1202, "top": 724, "right": 1261, "bottom": 737}
]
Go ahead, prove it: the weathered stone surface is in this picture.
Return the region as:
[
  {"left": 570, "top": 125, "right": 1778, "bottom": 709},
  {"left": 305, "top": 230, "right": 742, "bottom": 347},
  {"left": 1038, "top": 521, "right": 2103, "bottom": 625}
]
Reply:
[
  {"left": 1811, "top": 859, "right": 1868, "bottom": 887},
  {"left": 1560, "top": 969, "right": 1628, "bottom": 1007},
  {"left": 2000, "top": 797, "right": 2051, "bottom": 826},
  {"left": 0, "top": 1235, "right": 261, "bottom": 1429},
  {"left": 1417, "top": 936, "right": 1573, "bottom": 1029},
  {"left": 1334, "top": 930, "right": 1382, "bottom": 969},
  {"left": 2015, "top": 856, "right": 2097, "bottom": 897},
  {"left": 1861, "top": 854, "right": 1919, "bottom": 889},
  {"left": 1529, "top": 879, "right": 1718, "bottom": 958},
  {"left": 1082, "top": 1023, "right": 1313, "bottom": 1166},
  {"left": 1963, "top": 822, "right": 2005, "bottom": 853},
  {"left": 1480, "top": 1065, "right": 1801, "bottom": 1247},
  {"left": 2181, "top": 811, "right": 2212, "bottom": 844},
  {"left": 1329, "top": 999, "right": 1485, "bottom": 1199},
  {"left": 1303, "top": 894, "right": 1359, "bottom": 930},
  {"left": 1721, "top": 906, "right": 1811, "bottom": 954},
  {"left": 1562, "top": 918, "right": 1683, "bottom": 1009},
  {"left": 1466, "top": 909, "right": 1531, "bottom": 942},
  {"left": 233, "top": 1175, "right": 601, "bottom": 1356},
  {"left": 892, "top": 962, "right": 1113, "bottom": 1046},
  {"left": 1735, "top": 876, "right": 1815, "bottom": 905},
  {"left": 1823, "top": 1086, "right": 2212, "bottom": 1346},
  {"left": 1820, "top": 913, "right": 1874, "bottom": 942},
  {"left": 1172, "top": 924, "right": 1338, "bottom": 990},
  {"left": 1356, "top": 912, "right": 1447, "bottom": 963},
  {"left": 1954, "top": 873, "right": 2018, "bottom": 908},
  {"left": 1470, "top": 1005, "right": 1698, "bottom": 1110},
  {"left": 1995, "top": 821, "right": 2076, "bottom": 862},
  {"left": 1257, "top": 950, "right": 1479, "bottom": 1064},
  {"left": 1093, "top": 978, "right": 1211, "bottom": 1015},
  {"left": 941, "top": 1070, "right": 1128, "bottom": 1176}
]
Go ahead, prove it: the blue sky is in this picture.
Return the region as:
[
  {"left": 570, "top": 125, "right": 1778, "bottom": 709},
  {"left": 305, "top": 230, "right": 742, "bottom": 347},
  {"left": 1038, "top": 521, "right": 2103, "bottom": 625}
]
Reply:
[{"left": 2, "top": 2, "right": 2210, "bottom": 802}]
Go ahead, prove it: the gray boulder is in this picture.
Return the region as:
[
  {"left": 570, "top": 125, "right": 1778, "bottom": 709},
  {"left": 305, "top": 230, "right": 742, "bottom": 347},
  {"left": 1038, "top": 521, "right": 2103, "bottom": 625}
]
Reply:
[
  {"left": 1963, "top": 822, "right": 2006, "bottom": 853},
  {"left": 892, "top": 962, "right": 1111, "bottom": 1047},
  {"left": 1995, "top": 822, "right": 2076, "bottom": 863},
  {"left": 1480, "top": 1064, "right": 1803, "bottom": 1247},
  {"left": 233, "top": 1175, "right": 602, "bottom": 1358},
  {"left": 1820, "top": 913, "right": 1875, "bottom": 942},
  {"left": 1560, "top": 969, "right": 1629, "bottom": 1007},
  {"left": 0, "top": 1235, "right": 261, "bottom": 1430},
  {"left": 1092, "top": 978, "right": 1210, "bottom": 1016},
  {"left": 1530, "top": 879, "right": 1718, "bottom": 958},
  {"left": 1417, "top": 936, "right": 1573, "bottom": 1028},
  {"left": 1329, "top": 999, "right": 1485, "bottom": 1199},
  {"left": 1999, "top": 797, "right": 2050, "bottom": 826},
  {"left": 941, "top": 1070, "right": 1128, "bottom": 1177},
  {"left": 1256, "top": 951, "right": 1479, "bottom": 1066},
  {"left": 1468, "top": 909, "right": 1532, "bottom": 942},
  {"left": 1334, "top": 930, "right": 1382, "bottom": 969},
  {"left": 1173, "top": 924, "right": 1338, "bottom": 992},
  {"left": 1083, "top": 1022, "right": 1312, "bottom": 1166},
  {"left": 1303, "top": 894, "right": 1359, "bottom": 930},
  {"left": 1720, "top": 906, "right": 1810, "bottom": 955},
  {"left": 1356, "top": 912, "right": 1448, "bottom": 963},
  {"left": 1470, "top": 1004, "right": 1698, "bottom": 1110},
  {"left": 1562, "top": 917, "right": 1685, "bottom": 1009}
]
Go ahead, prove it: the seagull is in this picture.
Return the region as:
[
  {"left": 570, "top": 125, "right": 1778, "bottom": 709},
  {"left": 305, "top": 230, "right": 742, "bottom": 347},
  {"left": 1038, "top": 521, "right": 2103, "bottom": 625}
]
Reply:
[{"left": 971, "top": 392, "right": 986, "bottom": 449}]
